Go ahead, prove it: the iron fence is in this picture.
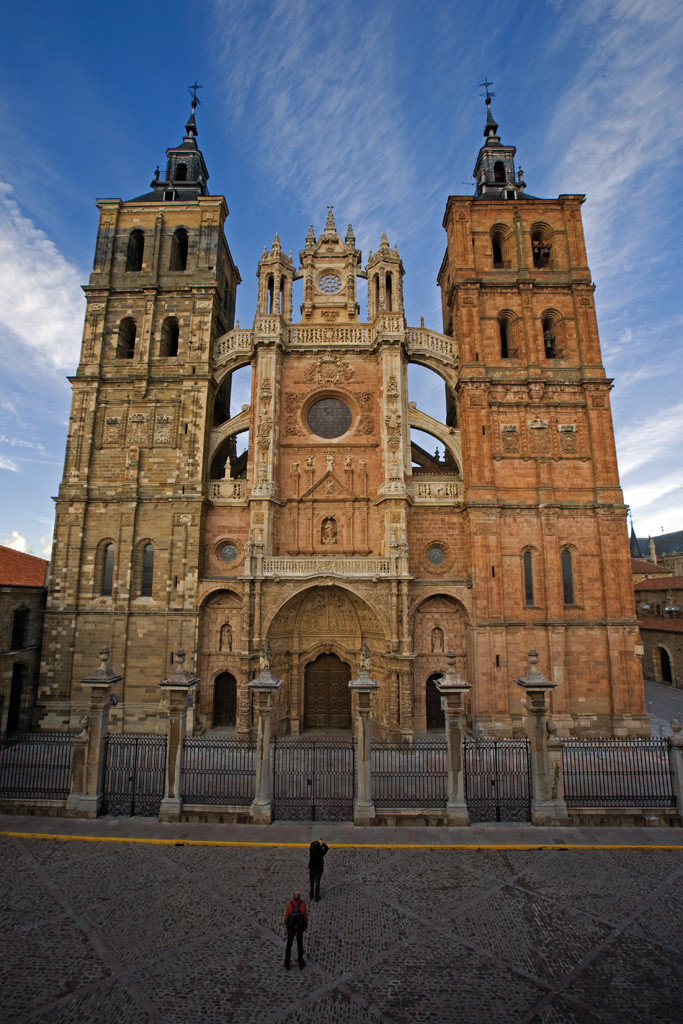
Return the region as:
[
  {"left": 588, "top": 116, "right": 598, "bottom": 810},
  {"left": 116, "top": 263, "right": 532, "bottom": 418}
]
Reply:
[
  {"left": 0, "top": 731, "right": 75, "bottom": 800},
  {"left": 371, "top": 740, "right": 447, "bottom": 807},
  {"left": 182, "top": 737, "right": 256, "bottom": 805},
  {"left": 465, "top": 739, "right": 531, "bottom": 822},
  {"left": 273, "top": 738, "right": 355, "bottom": 821},
  {"left": 562, "top": 737, "right": 673, "bottom": 807},
  {"left": 103, "top": 734, "right": 167, "bottom": 816}
]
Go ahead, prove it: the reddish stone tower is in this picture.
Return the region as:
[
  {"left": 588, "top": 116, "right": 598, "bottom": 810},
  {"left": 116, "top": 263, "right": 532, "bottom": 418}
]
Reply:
[{"left": 436, "top": 92, "right": 646, "bottom": 736}]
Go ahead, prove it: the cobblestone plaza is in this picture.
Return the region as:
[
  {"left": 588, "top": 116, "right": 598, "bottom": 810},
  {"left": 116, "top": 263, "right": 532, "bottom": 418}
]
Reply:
[{"left": 1, "top": 817, "right": 681, "bottom": 1023}]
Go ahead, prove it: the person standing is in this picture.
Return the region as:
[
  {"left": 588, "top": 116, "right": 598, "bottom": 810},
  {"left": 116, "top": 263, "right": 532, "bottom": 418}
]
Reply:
[
  {"left": 283, "top": 891, "right": 308, "bottom": 970},
  {"left": 308, "top": 838, "right": 329, "bottom": 901}
]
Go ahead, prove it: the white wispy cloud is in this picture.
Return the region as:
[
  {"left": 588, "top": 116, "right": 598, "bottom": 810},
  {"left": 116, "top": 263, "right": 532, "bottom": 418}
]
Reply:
[
  {"left": 2, "top": 530, "right": 29, "bottom": 552},
  {"left": 211, "top": 1, "right": 426, "bottom": 249},
  {"left": 0, "top": 454, "right": 19, "bottom": 472},
  {"left": 545, "top": 0, "right": 683, "bottom": 300},
  {"left": 0, "top": 181, "right": 84, "bottom": 371},
  {"left": 615, "top": 400, "right": 683, "bottom": 477}
]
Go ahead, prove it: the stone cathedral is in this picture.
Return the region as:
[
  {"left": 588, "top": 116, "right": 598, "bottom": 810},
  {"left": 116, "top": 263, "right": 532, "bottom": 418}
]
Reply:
[{"left": 37, "top": 95, "right": 648, "bottom": 739}]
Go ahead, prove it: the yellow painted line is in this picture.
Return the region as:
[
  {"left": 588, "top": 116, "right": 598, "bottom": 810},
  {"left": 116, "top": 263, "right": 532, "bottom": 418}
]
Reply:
[{"left": 1, "top": 831, "right": 682, "bottom": 851}]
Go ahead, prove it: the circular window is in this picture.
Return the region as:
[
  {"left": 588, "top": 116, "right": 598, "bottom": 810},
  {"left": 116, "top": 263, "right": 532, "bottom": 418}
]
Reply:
[
  {"left": 318, "top": 273, "right": 342, "bottom": 294},
  {"left": 219, "top": 543, "right": 238, "bottom": 563},
  {"left": 307, "top": 398, "right": 352, "bottom": 439},
  {"left": 427, "top": 546, "right": 445, "bottom": 566}
]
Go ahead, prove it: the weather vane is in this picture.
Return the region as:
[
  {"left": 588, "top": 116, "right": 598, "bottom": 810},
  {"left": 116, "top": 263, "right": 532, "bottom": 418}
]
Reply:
[
  {"left": 188, "top": 81, "right": 203, "bottom": 108},
  {"left": 479, "top": 79, "right": 495, "bottom": 101}
]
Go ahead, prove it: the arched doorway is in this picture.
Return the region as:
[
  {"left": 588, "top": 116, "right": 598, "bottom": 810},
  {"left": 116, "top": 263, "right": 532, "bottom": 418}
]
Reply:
[
  {"left": 213, "top": 672, "right": 237, "bottom": 727},
  {"left": 426, "top": 673, "right": 445, "bottom": 731},
  {"left": 304, "top": 654, "right": 351, "bottom": 730},
  {"left": 660, "top": 648, "right": 673, "bottom": 685}
]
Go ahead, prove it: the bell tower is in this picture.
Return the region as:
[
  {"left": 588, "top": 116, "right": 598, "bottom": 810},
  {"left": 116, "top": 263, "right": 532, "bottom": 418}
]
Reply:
[
  {"left": 436, "top": 90, "right": 647, "bottom": 737},
  {"left": 39, "top": 98, "right": 241, "bottom": 730}
]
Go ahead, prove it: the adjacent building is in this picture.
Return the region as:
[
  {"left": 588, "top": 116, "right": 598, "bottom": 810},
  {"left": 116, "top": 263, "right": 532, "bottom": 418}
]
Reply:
[{"left": 0, "top": 545, "right": 49, "bottom": 734}]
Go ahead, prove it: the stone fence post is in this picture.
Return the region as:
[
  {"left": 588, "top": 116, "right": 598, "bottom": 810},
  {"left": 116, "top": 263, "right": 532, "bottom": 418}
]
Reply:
[
  {"left": 66, "top": 647, "right": 121, "bottom": 818},
  {"left": 249, "top": 642, "right": 282, "bottom": 824},
  {"left": 348, "top": 641, "right": 379, "bottom": 826},
  {"left": 435, "top": 651, "right": 470, "bottom": 826},
  {"left": 668, "top": 720, "right": 683, "bottom": 822},
  {"left": 515, "top": 649, "right": 568, "bottom": 826},
  {"left": 159, "top": 649, "right": 198, "bottom": 822}
]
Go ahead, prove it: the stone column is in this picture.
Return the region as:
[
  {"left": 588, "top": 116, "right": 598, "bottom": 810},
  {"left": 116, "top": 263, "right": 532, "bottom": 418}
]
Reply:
[
  {"left": 435, "top": 651, "right": 471, "bottom": 826},
  {"left": 66, "top": 647, "right": 121, "bottom": 818},
  {"left": 348, "top": 641, "right": 379, "bottom": 826},
  {"left": 249, "top": 642, "right": 282, "bottom": 824},
  {"left": 514, "top": 649, "right": 568, "bottom": 826},
  {"left": 158, "top": 649, "right": 199, "bottom": 822},
  {"left": 668, "top": 720, "right": 683, "bottom": 822}
]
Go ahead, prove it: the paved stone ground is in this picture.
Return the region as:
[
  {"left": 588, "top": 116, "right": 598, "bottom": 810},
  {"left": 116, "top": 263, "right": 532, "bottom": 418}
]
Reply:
[{"left": 1, "top": 817, "right": 681, "bottom": 1023}]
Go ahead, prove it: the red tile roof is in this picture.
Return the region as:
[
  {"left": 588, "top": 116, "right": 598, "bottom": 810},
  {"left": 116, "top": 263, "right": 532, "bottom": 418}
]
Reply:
[
  {"left": 0, "top": 545, "right": 49, "bottom": 587},
  {"left": 631, "top": 558, "right": 670, "bottom": 575},
  {"left": 637, "top": 615, "right": 683, "bottom": 634},
  {"left": 634, "top": 576, "right": 683, "bottom": 592}
]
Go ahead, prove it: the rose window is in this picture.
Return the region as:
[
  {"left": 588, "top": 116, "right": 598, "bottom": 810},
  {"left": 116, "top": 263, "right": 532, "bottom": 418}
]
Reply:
[{"left": 318, "top": 273, "right": 342, "bottom": 294}]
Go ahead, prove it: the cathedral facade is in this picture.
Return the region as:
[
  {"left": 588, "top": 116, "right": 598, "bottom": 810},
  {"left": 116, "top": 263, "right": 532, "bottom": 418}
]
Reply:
[{"left": 37, "top": 97, "right": 648, "bottom": 739}]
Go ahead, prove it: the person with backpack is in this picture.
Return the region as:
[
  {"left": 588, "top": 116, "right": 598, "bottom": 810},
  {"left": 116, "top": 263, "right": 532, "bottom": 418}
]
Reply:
[
  {"left": 308, "top": 838, "right": 329, "bottom": 901},
  {"left": 283, "top": 891, "right": 308, "bottom": 970}
]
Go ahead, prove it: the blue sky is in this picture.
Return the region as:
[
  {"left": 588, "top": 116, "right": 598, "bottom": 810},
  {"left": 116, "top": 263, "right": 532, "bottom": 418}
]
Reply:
[{"left": 1, "top": 0, "right": 681, "bottom": 557}]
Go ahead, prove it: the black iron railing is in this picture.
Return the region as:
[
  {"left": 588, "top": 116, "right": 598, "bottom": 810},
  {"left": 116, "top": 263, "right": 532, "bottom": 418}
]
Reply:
[
  {"left": 182, "top": 737, "right": 256, "bottom": 805},
  {"left": 0, "top": 731, "right": 76, "bottom": 800},
  {"left": 464, "top": 739, "right": 531, "bottom": 822},
  {"left": 371, "top": 741, "right": 447, "bottom": 807},
  {"left": 273, "top": 738, "right": 355, "bottom": 821},
  {"left": 103, "top": 734, "right": 167, "bottom": 816},
  {"left": 562, "top": 738, "right": 673, "bottom": 807}
]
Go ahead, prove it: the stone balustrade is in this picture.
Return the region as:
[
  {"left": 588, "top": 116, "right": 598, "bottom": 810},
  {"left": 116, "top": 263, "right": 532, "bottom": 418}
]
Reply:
[
  {"left": 413, "top": 477, "right": 463, "bottom": 503},
  {"left": 404, "top": 327, "right": 458, "bottom": 360},
  {"left": 288, "top": 324, "right": 370, "bottom": 346},
  {"left": 213, "top": 329, "right": 253, "bottom": 362},
  {"left": 209, "top": 479, "right": 246, "bottom": 502},
  {"left": 259, "top": 556, "right": 393, "bottom": 578}
]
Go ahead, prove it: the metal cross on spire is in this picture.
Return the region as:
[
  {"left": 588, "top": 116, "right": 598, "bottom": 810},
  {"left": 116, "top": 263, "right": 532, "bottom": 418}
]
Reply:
[
  {"left": 188, "top": 81, "right": 203, "bottom": 107},
  {"left": 479, "top": 79, "right": 495, "bottom": 101}
]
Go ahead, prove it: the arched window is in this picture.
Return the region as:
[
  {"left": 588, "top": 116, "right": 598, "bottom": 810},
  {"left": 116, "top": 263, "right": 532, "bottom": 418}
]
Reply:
[
  {"left": 499, "top": 320, "right": 509, "bottom": 358},
  {"left": 493, "top": 161, "right": 506, "bottom": 183},
  {"left": 531, "top": 226, "right": 552, "bottom": 268},
  {"left": 175, "top": 162, "right": 187, "bottom": 182},
  {"left": 125, "top": 229, "right": 144, "bottom": 272},
  {"left": 561, "top": 549, "right": 574, "bottom": 605},
  {"left": 117, "top": 318, "right": 136, "bottom": 359},
  {"left": 267, "top": 275, "right": 274, "bottom": 313},
  {"left": 523, "top": 551, "right": 534, "bottom": 607},
  {"left": 100, "top": 543, "right": 115, "bottom": 596},
  {"left": 140, "top": 543, "right": 154, "bottom": 597},
  {"left": 11, "top": 607, "right": 29, "bottom": 650},
  {"left": 386, "top": 273, "right": 393, "bottom": 312},
  {"left": 170, "top": 227, "right": 188, "bottom": 271},
  {"left": 492, "top": 237, "right": 503, "bottom": 267},
  {"left": 542, "top": 315, "right": 557, "bottom": 358},
  {"left": 160, "top": 317, "right": 179, "bottom": 357},
  {"left": 374, "top": 274, "right": 380, "bottom": 315}
]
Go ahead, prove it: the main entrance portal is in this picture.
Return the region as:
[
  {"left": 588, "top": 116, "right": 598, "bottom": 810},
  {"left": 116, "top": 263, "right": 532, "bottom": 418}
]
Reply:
[{"left": 304, "top": 654, "right": 352, "bottom": 730}]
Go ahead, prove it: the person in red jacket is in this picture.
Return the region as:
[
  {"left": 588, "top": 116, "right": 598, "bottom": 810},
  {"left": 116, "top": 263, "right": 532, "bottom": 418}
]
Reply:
[{"left": 283, "top": 891, "right": 308, "bottom": 970}]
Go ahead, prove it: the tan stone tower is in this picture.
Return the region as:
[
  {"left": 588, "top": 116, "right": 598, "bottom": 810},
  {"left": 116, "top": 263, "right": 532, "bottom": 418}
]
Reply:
[
  {"left": 38, "top": 95, "right": 647, "bottom": 739},
  {"left": 38, "top": 101, "right": 240, "bottom": 730}
]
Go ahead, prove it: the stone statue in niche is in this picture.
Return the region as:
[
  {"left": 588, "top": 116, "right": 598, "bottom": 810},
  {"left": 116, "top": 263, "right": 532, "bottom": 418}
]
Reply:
[
  {"left": 220, "top": 621, "right": 233, "bottom": 652},
  {"left": 321, "top": 518, "right": 337, "bottom": 545},
  {"left": 431, "top": 627, "right": 444, "bottom": 652}
]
